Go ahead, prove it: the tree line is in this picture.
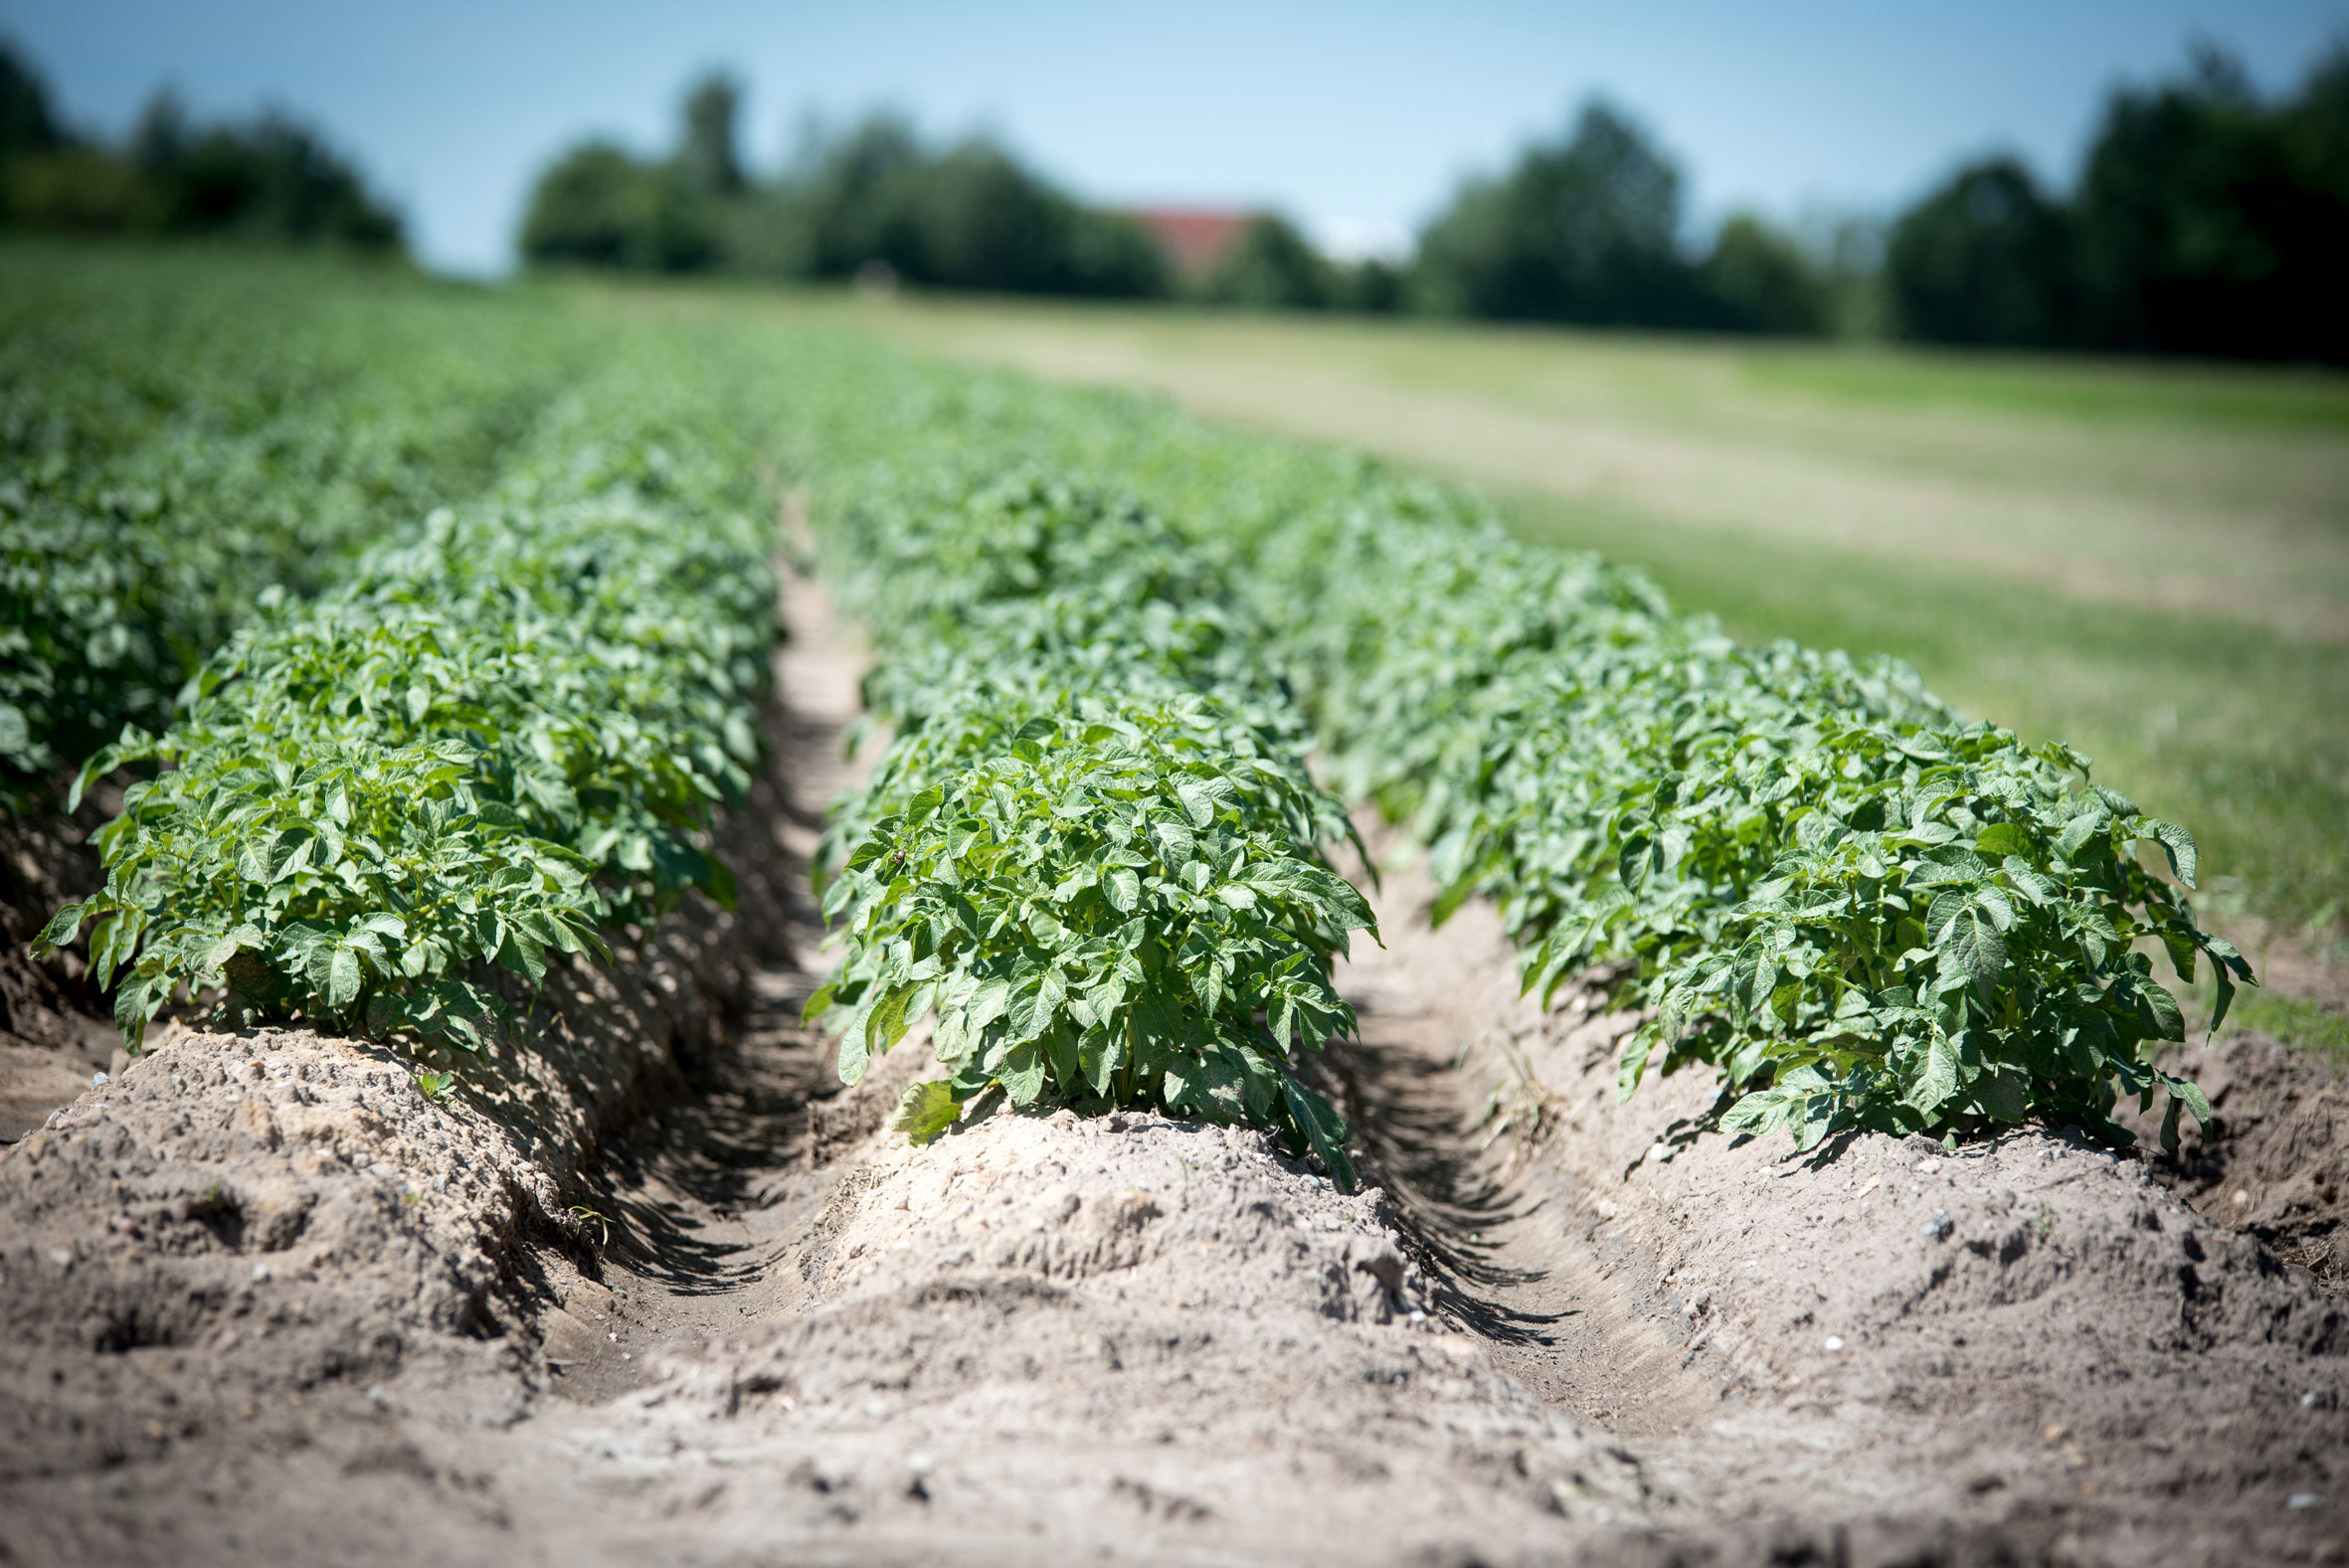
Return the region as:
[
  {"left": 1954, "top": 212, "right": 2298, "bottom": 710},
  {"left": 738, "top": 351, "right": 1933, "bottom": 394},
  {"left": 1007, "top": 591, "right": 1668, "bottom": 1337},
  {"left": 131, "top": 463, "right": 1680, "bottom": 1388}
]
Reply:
[
  {"left": 3, "top": 32, "right": 2341, "bottom": 361},
  {"left": 0, "top": 42, "right": 402, "bottom": 252},
  {"left": 517, "top": 42, "right": 2346, "bottom": 361},
  {"left": 1886, "top": 46, "right": 2346, "bottom": 359}
]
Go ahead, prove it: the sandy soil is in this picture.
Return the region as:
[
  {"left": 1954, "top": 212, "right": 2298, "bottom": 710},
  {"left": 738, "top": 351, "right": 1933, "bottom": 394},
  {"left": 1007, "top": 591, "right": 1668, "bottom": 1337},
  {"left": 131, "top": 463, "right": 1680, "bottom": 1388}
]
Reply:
[
  {"left": 0, "top": 782, "right": 122, "bottom": 1135},
  {"left": 1, "top": 566, "right": 2344, "bottom": 1567}
]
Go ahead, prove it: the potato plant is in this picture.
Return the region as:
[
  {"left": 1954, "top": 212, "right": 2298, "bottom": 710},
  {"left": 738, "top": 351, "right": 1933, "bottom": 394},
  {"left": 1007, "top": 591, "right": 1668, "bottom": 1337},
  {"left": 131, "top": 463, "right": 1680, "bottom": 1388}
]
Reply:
[
  {"left": 35, "top": 355, "right": 776, "bottom": 1050},
  {"left": 0, "top": 250, "right": 579, "bottom": 809},
  {"left": 808, "top": 467, "right": 1373, "bottom": 1183},
  {"left": 774, "top": 343, "right": 2252, "bottom": 1153},
  {"left": 1245, "top": 476, "right": 2248, "bottom": 1150}
]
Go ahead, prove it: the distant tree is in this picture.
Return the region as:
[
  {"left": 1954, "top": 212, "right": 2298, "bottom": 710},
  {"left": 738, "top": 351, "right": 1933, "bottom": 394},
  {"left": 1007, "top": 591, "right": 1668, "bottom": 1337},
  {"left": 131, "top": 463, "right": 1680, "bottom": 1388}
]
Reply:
[
  {"left": 2278, "top": 45, "right": 2349, "bottom": 360},
  {"left": 1201, "top": 213, "right": 1332, "bottom": 308},
  {"left": 146, "top": 108, "right": 403, "bottom": 247},
  {"left": 773, "top": 114, "right": 1163, "bottom": 295},
  {"left": 1335, "top": 257, "right": 1402, "bottom": 313},
  {"left": 680, "top": 72, "right": 745, "bottom": 196},
  {"left": 1052, "top": 204, "right": 1170, "bottom": 297},
  {"left": 517, "top": 140, "right": 712, "bottom": 270},
  {"left": 1411, "top": 99, "right": 1704, "bottom": 327},
  {"left": 2071, "top": 45, "right": 2346, "bottom": 359},
  {"left": 129, "top": 88, "right": 188, "bottom": 175},
  {"left": 1885, "top": 157, "right": 2072, "bottom": 346},
  {"left": 1699, "top": 214, "right": 1828, "bottom": 335},
  {"left": 2, "top": 44, "right": 134, "bottom": 232},
  {"left": 0, "top": 38, "right": 61, "bottom": 162},
  {"left": 4, "top": 60, "right": 401, "bottom": 251},
  {"left": 796, "top": 113, "right": 924, "bottom": 275},
  {"left": 518, "top": 93, "right": 1166, "bottom": 297}
]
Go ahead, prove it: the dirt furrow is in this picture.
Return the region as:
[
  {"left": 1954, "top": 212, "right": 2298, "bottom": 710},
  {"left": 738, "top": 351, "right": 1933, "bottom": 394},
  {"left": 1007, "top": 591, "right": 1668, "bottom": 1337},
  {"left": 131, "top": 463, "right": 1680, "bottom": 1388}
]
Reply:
[{"left": 1325, "top": 846, "right": 2347, "bottom": 1566}]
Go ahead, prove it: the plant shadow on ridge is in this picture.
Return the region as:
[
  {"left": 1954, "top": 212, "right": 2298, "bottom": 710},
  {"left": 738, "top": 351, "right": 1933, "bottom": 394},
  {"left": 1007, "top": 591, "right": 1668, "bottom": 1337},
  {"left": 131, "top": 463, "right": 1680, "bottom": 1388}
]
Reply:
[
  {"left": 554, "top": 701, "right": 850, "bottom": 1299},
  {"left": 1303, "top": 1039, "right": 1569, "bottom": 1345}
]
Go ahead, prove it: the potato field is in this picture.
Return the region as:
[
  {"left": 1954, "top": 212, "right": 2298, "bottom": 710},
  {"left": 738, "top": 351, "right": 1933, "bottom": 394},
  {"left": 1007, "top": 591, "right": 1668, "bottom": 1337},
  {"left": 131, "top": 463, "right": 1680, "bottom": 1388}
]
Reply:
[{"left": 2, "top": 245, "right": 2343, "bottom": 1567}]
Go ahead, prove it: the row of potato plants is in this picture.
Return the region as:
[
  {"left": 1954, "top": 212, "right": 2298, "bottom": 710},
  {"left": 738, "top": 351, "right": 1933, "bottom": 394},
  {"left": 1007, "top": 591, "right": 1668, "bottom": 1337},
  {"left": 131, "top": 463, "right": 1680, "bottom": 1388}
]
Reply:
[
  {"left": 801, "top": 461, "right": 1373, "bottom": 1183},
  {"left": 1, "top": 247, "right": 581, "bottom": 811},
  {"left": 22, "top": 273, "right": 2249, "bottom": 1159},
  {"left": 33, "top": 346, "right": 776, "bottom": 1053},
  {"left": 777, "top": 343, "right": 2248, "bottom": 1152},
  {"left": 1244, "top": 487, "right": 2246, "bottom": 1149}
]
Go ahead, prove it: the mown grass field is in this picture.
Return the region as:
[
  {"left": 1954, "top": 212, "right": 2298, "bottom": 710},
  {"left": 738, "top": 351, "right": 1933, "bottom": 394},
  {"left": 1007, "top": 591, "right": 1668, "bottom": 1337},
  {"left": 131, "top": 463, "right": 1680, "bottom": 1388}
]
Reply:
[{"left": 789, "top": 295, "right": 2349, "bottom": 1001}]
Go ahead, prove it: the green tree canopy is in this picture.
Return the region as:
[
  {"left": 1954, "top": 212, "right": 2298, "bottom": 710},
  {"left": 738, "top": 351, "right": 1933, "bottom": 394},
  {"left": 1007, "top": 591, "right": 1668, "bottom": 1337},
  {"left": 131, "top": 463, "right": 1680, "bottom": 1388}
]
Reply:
[
  {"left": 0, "top": 38, "right": 61, "bottom": 161},
  {"left": 1885, "top": 157, "right": 2072, "bottom": 346},
  {"left": 517, "top": 141, "right": 714, "bottom": 271},
  {"left": 1701, "top": 214, "right": 1830, "bottom": 335},
  {"left": 2072, "top": 46, "right": 2349, "bottom": 359},
  {"left": 1411, "top": 99, "right": 1706, "bottom": 327},
  {"left": 680, "top": 72, "right": 745, "bottom": 196},
  {"left": 1201, "top": 213, "right": 1333, "bottom": 309},
  {"left": 1, "top": 49, "right": 402, "bottom": 251}
]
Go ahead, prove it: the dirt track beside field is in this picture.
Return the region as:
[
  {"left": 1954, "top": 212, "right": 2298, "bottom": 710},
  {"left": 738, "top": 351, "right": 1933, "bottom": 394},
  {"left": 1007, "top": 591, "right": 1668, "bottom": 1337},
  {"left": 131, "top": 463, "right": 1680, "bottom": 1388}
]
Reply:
[{"left": 1, "top": 565, "right": 2344, "bottom": 1567}]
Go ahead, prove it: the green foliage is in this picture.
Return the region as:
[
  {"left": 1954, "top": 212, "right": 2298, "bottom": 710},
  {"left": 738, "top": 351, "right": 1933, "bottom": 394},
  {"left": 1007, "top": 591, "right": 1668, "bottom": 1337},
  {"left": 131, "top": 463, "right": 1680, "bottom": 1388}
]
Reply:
[
  {"left": 0, "top": 40, "right": 60, "bottom": 163},
  {"left": 1886, "top": 158, "right": 2073, "bottom": 347},
  {"left": 1200, "top": 214, "right": 1334, "bottom": 310},
  {"left": 1410, "top": 98, "right": 1707, "bottom": 327},
  {"left": 1238, "top": 478, "right": 2243, "bottom": 1153},
  {"left": 889, "top": 1079, "right": 961, "bottom": 1145},
  {"left": 0, "top": 248, "right": 578, "bottom": 809},
  {"left": 1890, "top": 44, "right": 2349, "bottom": 360},
  {"left": 518, "top": 140, "right": 719, "bottom": 273},
  {"left": 2072, "top": 44, "right": 2349, "bottom": 359},
  {"left": 1701, "top": 214, "right": 1831, "bottom": 336},
  {"left": 768, "top": 339, "right": 2249, "bottom": 1153},
  {"left": 804, "top": 466, "right": 1371, "bottom": 1184},
  {"left": 518, "top": 89, "right": 1169, "bottom": 298},
  {"left": 25, "top": 254, "right": 2262, "bottom": 1167},
  {"left": 33, "top": 346, "right": 776, "bottom": 1051}
]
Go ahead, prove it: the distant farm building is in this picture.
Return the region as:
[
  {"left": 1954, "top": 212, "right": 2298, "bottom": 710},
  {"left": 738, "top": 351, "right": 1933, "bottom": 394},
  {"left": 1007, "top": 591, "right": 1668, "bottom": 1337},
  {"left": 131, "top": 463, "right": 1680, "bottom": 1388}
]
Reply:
[{"left": 1124, "top": 208, "right": 1248, "bottom": 278}]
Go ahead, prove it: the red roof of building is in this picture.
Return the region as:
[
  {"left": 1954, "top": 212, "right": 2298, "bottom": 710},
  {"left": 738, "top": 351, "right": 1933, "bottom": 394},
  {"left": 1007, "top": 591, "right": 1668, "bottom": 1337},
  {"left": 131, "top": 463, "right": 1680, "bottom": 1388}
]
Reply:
[{"left": 1124, "top": 208, "right": 1249, "bottom": 276}]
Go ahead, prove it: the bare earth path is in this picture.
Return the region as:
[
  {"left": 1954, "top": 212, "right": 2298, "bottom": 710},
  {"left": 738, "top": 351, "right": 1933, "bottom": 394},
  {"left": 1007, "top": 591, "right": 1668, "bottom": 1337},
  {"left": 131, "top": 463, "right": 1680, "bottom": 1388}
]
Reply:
[{"left": 1, "top": 564, "right": 2343, "bottom": 1566}]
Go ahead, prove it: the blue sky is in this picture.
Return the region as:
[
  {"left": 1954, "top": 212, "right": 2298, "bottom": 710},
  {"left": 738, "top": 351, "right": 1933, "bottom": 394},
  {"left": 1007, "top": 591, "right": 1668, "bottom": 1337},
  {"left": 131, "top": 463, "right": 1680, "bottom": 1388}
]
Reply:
[{"left": 3, "top": 1, "right": 2343, "bottom": 273}]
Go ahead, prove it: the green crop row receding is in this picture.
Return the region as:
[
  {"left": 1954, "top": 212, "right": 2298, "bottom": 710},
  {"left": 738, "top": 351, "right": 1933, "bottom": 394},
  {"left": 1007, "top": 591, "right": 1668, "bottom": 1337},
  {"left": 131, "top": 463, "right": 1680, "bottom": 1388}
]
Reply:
[
  {"left": 0, "top": 246, "right": 585, "bottom": 809},
  {"left": 34, "top": 345, "right": 777, "bottom": 1052},
  {"left": 803, "top": 467, "right": 1373, "bottom": 1183},
  {"left": 773, "top": 338, "right": 2253, "bottom": 1154},
  {"left": 18, "top": 250, "right": 2259, "bottom": 1164}
]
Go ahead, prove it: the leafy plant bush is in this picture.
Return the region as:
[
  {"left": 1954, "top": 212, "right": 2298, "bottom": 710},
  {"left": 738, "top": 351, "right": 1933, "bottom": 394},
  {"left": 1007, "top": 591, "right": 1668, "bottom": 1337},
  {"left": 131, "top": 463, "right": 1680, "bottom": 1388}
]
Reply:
[
  {"left": 1239, "top": 478, "right": 2246, "bottom": 1151},
  {"left": 34, "top": 355, "right": 776, "bottom": 1050},
  {"left": 0, "top": 248, "right": 578, "bottom": 808},
  {"left": 806, "top": 467, "right": 1372, "bottom": 1182}
]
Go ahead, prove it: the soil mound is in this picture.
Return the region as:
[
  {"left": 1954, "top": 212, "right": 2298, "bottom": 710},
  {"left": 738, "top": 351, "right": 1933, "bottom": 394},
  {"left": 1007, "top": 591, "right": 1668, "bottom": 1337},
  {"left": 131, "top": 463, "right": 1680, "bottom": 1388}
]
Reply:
[
  {"left": 539, "top": 1103, "right": 1659, "bottom": 1567},
  {"left": 1336, "top": 852, "right": 2347, "bottom": 1567},
  {"left": 2143, "top": 1032, "right": 2348, "bottom": 1292}
]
